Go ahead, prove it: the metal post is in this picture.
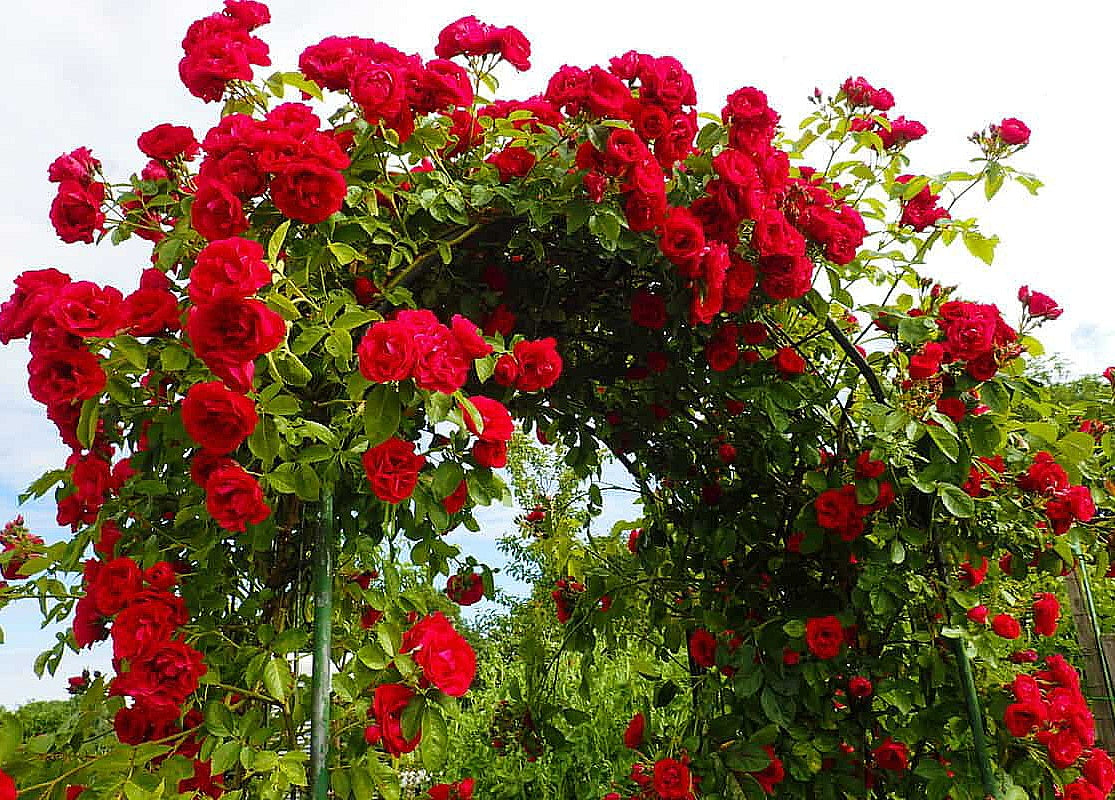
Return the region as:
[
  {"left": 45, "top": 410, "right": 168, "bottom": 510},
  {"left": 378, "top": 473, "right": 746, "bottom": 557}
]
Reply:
[
  {"left": 951, "top": 638, "right": 1001, "bottom": 800},
  {"left": 310, "top": 488, "right": 333, "bottom": 800}
]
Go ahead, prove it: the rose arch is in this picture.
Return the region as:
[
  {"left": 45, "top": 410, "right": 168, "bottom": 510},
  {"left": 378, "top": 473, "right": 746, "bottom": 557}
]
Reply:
[{"left": 1, "top": 3, "right": 1112, "bottom": 800}]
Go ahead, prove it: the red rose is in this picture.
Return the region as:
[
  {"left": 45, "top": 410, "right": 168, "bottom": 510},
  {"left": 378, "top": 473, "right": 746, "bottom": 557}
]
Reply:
[
  {"left": 909, "top": 342, "right": 944, "bottom": 380},
  {"left": 652, "top": 758, "right": 693, "bottom": 800},
  {"left": 1084, "top": 748, "right": 1115, "bottom": 794},
  {"left": 112, "top": 637, "right": 206, "bottom": 705},
  {"left": 49, "top": 281, "right": 124, "bottom": 339},
  {"left": 1047, "top": 728, "right": 1085, "bottom": 769},
  {"left": 205, "top": 464, "right": 270, "bottom": 532},
  {"left": 463, "top": 396, "right": 514, "bottom": 442},
  {"left": 435, "top": 16, "right": 498, "bottom": 59},
  {"left": 428, "top": 778, "right": 476, "bottom": 800},
  {"left": 442, "top": 480, "right": 469, "bottom": 514},
  {"left": 492, "top": 354, "right": 520, "bottom": 387},
  {"left": 689, "top": 628, "right": 717, "bottom": 668},
  {"left": 123, "top": 288, "right": 180, "bottom": 336},
  {"left": 446, "top": 572, "right": 484, "bottom": 605},
  {"left": 188, "top": 237, "right": 271, "bottom": 305},
  {"left": 1003, "top": 701, "right": 1046, "bottom": 737},
  {"left": 362, "top": 438, "right": 425, "bottom": 504},
  {"left": 482, "top": 304, "right": 516, "bottom": 337},
  {"left": 772, "top": 347, "right": 806, "bottom": 378},
  {"left": 396, "top": 311, "right": 471, "bottom": 394},
  {"left": 182, "top": 381, "right": 258, "bottom": 453},
  {"left": 991, "top": 613, "right": 1021, "bottom": 640},
  {"left": 512, "top": 338, "right": 562, "bottom": 392},
  {"left": 144, "top": 562, "right": 178, "bottom": 591},
  {"left": 1032, "top": 592, "right": 1060, "bottom": 637},
  {"left": 657, "top": 207, "right": 705, "bottom": 268},
  {"left": 497, "top": 26, "right": 531, "bottom": 71},
  {"left": 270, "top": 162, "right": 347, "bottom": 224},
  {"left": 997, "top": 117, "right": 1031, "bottom": 146},
  {"left": 186, "top": 297, "right": 286, "bottom": 382},
  {"left": 0, "top": 268, "right": 72, "bottom": 344},
  {"left": 111, "top": 590, "right": 189, "bottom": 660},
  {"left": 967, "top": 605, "right": 989, "bottom": 625},
  {"left": 450, "top": 315, "right": 492, "bottom": 359},
  {"left": 400, "top": 612, "right": 477, "bottom": 697},
  {"left": 624, "top": 712, "right": 646, "bottom": 750},
  {"left": 351, "top": 62, "right": 408, "bottom": 122},
  {"left": 872, "top": 738, "right": 909, "bottom": 771},
  {"left": 0, "top": 770, "right": 15, "bottom": 800},
  {"left": 357, "top": 321, "right": 417, "bottom": 383},
  {"left": 50, "top": 180, "right": 106, "bottom": 244},
  {"left": 191, "top": 177, "right": 249, "bottom": 241},
  {"left": 138, "top": 124, "right": 200, "bottom": 161},
  {"left": 472, "top": 439, "right": 507, "bottom": 468},
  {"left": 48, "top": 147, "right": 100, "bottom": 184},
  {"left": 848, "top": 676, "right": 873, "bottom": 699},
  {"left": 805, "top": 616, "right": 844, "bottom": 660},
  {"left": 485, "top": 146, "right": 537, "bottom": 182},
  {"left": 87, "top": 556, "right": 143, "bottom": 617},
  {"left": 751, "top": 745, "right": 785, "bottom": 794}
]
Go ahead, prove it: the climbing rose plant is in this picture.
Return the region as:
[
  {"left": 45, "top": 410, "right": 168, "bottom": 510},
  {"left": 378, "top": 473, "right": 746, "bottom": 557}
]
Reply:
[{"left": 1, "top": 2, "right": 1113, "bottom": 799}]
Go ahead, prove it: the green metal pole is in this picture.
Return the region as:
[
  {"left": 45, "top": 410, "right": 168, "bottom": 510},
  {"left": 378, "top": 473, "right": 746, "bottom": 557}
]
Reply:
[
  {"left": 310, "top": 488, "right": 334, "bottom": 800},
  {"left": 1073, "top": 545, "right": 1115, "bottom": 729},
  {"left": 951, "top": 637, "right": 1001, "bottom": 800}
]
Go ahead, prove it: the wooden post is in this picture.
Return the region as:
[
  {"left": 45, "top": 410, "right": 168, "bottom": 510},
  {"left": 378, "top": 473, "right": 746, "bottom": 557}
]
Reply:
[{"left": 1065, "top": 569, "right": 1115, "bottom": 749}]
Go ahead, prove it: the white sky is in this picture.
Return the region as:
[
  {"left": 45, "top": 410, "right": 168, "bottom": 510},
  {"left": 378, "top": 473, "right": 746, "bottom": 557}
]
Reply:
[{"left": 0, "top": 1, "right": 1111, "bottom": 706}]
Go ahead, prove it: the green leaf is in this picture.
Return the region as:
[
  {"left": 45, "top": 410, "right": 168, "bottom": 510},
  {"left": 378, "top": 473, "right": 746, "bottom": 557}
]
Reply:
[
  {"left": 325, "top": 329, "right": 353, "bottom": 362},
  {"left": 420, "top": 705, "right": 448, "bottom": 771},
  {"left": 114, "top": 335, "right": 148, "bottom": 369},
  {"left": 1057, "top": 431, "right": 1095, "bottom": 465},
  {"left": 293, "top": 463, "right": 321, "bottom": 501},
  {"left": 364, "top": 384, "right": 402, "bottom": 446},
  {"left": 262, "top": 657, "right": 292, "bottom": 705},
  {"left": 269, "top": 219, "right": 291, "bottom": 263},
  {"left": 211, "top": 741, "right": 242, "bottom": 775},
  {"left": 962, "top": 231, "right": 998, "bottom": 265},
  {"left": 938, "top": 483, "right": 975, "bottom": 518},
  {"left": 271, "top": 351, "right": 312, "bottom": 387},
  {"left": 431, "top": 461, "right": 465, "bottom": 500},
  {"left": 77, "top": 396, "right": 101, "bottom": 450},
  {"left": 328, "top": 242, "right": 362, "bottom": 265},
  {"left": 1024, "top": 421, "right": 1059, "bottom": 445},
  {"left": 160, "top": 343, "right": 190, "bottom": 371},
  {"left": 926, "top": 425, "right": 959, "bottom": 462}
]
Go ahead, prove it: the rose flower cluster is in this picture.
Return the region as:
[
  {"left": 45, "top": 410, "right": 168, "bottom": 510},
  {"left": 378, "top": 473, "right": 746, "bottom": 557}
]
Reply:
[
  {"left": 365, "top": 612, "right": 476, "bottom": 756},
  {"left": 1003, "top": 656, "right": 1114, "bottom": 799}
]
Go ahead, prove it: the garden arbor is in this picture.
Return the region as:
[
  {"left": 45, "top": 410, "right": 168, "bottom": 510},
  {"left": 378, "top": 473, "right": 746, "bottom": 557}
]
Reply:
[{"left": 1, "top": 4, "right": 1113, "bottom": 800}]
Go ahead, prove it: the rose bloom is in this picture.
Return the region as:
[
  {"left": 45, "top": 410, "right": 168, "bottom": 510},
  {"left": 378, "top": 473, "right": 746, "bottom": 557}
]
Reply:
[
  {"left": 472, "top": 439, "right": 507, "bottom": 468},
  {"left": 49, "top": 281, "right": 124, "bottom": 339},
  {"left": 188, "top": 237, "right": 271, "bottom": 305},
  {"left": 772, "top": 347, "right": 806, "bottom": 377},
  {"left": 805, "top": 615, "right": 844, "bottom": 660},
  {"left": 446, "top": 571, "right": 484, "bottom": 605},
  {"left": 872, "top": 738, "right": 909, "bottom": 771},
  {"left": 205, "top": 464, "right": 270, "bottom": 532},
  {"left": 991, "top": 613, "right": 1021, "bottom": 640},
  {"left": 0, "top": 268, "right": 72, "bottom": 344},
  {"left": 442, "top": 479, "right": 468, "bottom": 514},
  {"left": 428, "top": 778, "right": 475, "bottom": 800},
  {"left": 362, "top": 438, "right": 426, "bottom": 504},
  {"left": 190, "top": 177, "right": 249, "bottom": 241},
  {"left": 624, "top": 712, "right": 645, "bottom": 750},
  {"left": 689, "top": 628, "right": 717, "bottom": 668},
  {"left": 186, "top": 296, "right": 286, "bottom": 375},
  {"left": 512, "top": 338, "right": 562, "bottom": 392},
  {"left": 138, "top": 123, "right": 200, "bottom": 161},
  {"left": 997, "top": 117, "right": 1031, "bottom": 146},
  {"left": 400, "top": 612, "right": 477, "bottom": 697},
  {"left": 357, "top": 320, "right": 417, "bottom": 383},
  {"left": 652, "top": 758, "right": 693, "bottom": 800},
  {"left": 111, "top": 637, "right": 207, "bottom": 705},
  {"left": 463, "top": 396, "right": 514, "bottom": 442},
  {"left": 87, "top": 556, "right": 143, "bottom": 617},
  {"left": 485, "top": 146, "right": 537, "bottom": 182},
  {"left": 848, "top": 676, "right": 873, "bottom": 699},
  {"left": 181, "top": 381, "right": 258, "bottom": 453},
  {"left": 50, "top": 180, "right": 106, "bottom": 244},
  {"left": 270, "top": 162, "right": 347, "bottom": 224},
  {"left": 111, "top": 590, "right": 189, "bottom": 661},
  {"left": 371, "top": 684, "right": 421, "bottom": 756},
  {"left": 1032, "top": 592, "right": 1060, "bottom": 637}
]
